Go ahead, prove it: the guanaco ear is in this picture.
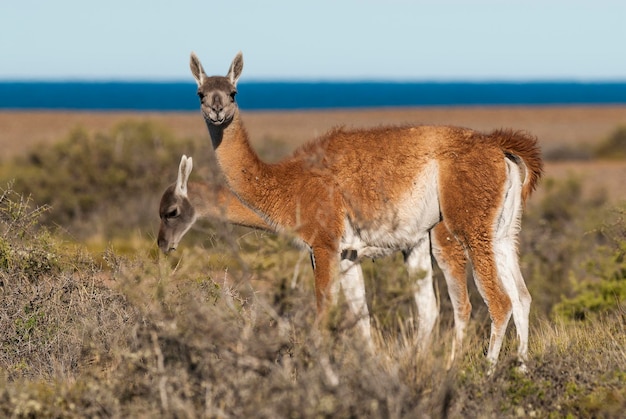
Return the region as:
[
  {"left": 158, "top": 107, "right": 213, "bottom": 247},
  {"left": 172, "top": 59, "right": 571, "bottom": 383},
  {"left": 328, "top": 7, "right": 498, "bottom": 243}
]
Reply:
[
  {"left": 175, "top": 155, "right": 193, "bottom": 197},
  {"left": 189, "top": 52, "right": 207, "bottom": 87},
  {"left": 227, "top": 51, "right": 244, "bottom": 87}
]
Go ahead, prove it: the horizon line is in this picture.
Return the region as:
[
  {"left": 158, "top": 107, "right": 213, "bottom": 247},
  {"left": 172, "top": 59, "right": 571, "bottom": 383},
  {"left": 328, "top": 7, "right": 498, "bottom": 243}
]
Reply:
[{"left": 2, "top": 78, "right": 626, "bottom": 84}]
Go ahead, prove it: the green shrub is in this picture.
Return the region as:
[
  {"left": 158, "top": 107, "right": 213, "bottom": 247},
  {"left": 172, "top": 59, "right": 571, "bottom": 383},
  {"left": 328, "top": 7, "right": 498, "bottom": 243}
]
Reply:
[
  {"left": 1, "top": 121, "right": 208, "bottom": 239},
  {"left": 543, "top": 144, "right": 593, "bottom": 161},
  {"left": 519, "top": 173, "right": 625, "bottom": 320},
  {"left": 595, "top": 125, "right": 626, "bottom": 159},
  {"left": 553, "top": 211, "right": 626, "bottom": 321},
  {"left": 520, "top": 176, "right": 608, "bottom": 316}
]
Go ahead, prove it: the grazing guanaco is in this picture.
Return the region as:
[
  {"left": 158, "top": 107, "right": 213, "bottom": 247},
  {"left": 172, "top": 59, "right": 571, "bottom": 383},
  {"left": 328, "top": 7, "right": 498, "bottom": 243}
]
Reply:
[
  {"left": 158, "top": 155, "right": 464, "bottom": 356},
  {"left": 158, "top": 155, "right": 374, "bottom": 345}
]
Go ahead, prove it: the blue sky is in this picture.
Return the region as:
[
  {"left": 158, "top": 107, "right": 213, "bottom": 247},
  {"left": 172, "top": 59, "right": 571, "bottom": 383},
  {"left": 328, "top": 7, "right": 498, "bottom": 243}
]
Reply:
[{"left": 1, "top": 0, "right": 625, "bottom": 81}]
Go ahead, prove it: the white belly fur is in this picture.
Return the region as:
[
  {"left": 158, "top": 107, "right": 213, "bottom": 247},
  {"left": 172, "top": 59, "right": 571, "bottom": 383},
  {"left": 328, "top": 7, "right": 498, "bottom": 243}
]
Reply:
[{"left": 341, "top": 161, "right": 440, "bottom": 258}]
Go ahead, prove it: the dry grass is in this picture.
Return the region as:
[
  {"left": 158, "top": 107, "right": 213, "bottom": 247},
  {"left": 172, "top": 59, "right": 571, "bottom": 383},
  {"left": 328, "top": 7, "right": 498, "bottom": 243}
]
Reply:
[{"left": 1, "top": 225, "right": 623, "bottom": 417}]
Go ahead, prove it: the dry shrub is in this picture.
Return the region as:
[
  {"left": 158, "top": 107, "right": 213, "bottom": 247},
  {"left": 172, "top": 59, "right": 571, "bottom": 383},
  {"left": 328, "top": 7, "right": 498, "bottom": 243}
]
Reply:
[
  {"left": 78, "top": 253, "right": 443, "bottom": 418},
  {"left": 528, "top": 316, "right": 626, "bottom": 417},
  {"left": 0, "top": 185, "right": 138, "bottom": 417},
  {"left": 99, "top": 227, "right": 455, "bottom": 418}
]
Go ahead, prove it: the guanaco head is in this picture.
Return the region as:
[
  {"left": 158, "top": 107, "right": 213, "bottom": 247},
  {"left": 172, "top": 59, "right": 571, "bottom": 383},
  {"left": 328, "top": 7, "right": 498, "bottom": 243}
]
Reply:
[
  {"left": 190, "top": 51, "right": 243, "bottom": 127},
  {"left": 157, "top": 155, "right": 197, "bottom": 254}
]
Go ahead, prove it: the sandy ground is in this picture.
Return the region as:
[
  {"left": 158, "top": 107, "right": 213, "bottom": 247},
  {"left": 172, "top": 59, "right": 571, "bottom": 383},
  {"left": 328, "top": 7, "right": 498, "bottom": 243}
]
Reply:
[{"left": 1, "top": 106, "right": 625, "bottom": 203}]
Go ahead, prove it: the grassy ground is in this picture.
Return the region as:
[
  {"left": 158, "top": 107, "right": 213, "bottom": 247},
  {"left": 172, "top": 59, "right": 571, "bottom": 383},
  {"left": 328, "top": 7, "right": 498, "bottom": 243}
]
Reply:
[{"left": 0, "top": 108, "right": 625, "bottom": 417}]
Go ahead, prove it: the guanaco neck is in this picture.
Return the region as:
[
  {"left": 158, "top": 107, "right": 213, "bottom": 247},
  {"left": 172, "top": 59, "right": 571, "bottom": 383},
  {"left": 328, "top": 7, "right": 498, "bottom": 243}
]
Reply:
[
  {"left": 206, "top": 109, "right": 298, "bottom": 228},
  {"left": 186, "top": 181, "right": 272, "bottom": 231}
]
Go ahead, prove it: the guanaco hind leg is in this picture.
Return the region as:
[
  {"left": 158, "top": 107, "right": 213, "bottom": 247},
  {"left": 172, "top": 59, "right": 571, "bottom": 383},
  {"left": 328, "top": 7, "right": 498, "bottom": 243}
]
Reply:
[
  {"left": 492, "top": 158, "right": 531, "bottom": 365},
  {"left": 438, "top": 154, "right": 529, "bottom": 367},
  {"left": 431, "top": 224, "right": 471, "bottom": 367}
]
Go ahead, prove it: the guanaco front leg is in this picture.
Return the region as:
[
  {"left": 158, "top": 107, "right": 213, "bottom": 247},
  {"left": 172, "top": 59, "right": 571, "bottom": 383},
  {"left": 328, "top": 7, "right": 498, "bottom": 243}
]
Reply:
[
  {"left": 403, "top": 236, "right": 439, "bottom": 353},
  {"left": 338, "top": 257, "right": 374, "bottom": 350}
]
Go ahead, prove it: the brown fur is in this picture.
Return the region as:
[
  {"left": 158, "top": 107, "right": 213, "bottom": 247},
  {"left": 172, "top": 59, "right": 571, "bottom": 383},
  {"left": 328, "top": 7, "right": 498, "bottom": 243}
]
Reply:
[
  {"left": 189, "top": 52, "right": 543, "bottom": 366},
  {"left": 160, "top": 175, "right": 471, "bottom": 308},
  {"left": 157, "top": 159, "right": 476, "bottom": 360}
]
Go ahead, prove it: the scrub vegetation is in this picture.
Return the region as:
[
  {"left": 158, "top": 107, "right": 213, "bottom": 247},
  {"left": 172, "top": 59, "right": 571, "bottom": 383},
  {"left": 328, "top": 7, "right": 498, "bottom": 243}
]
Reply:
[{"left": 0, "top": 121, "right": 624, "bottom": 417}]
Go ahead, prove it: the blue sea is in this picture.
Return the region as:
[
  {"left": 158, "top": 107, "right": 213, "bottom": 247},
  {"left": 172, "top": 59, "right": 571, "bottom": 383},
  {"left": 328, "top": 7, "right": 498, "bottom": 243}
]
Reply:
[{"left": 1, "top": 81, "right": 626, "bottom": 111}]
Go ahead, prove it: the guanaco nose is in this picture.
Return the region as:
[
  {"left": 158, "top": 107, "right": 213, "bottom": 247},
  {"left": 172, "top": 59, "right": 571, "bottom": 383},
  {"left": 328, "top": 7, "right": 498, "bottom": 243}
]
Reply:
[
  {"left": 211, "top": 94, "right": 224, "bottom": 113},
  {"left": 157, "top": 235, "right": 175, "bottom": 254}
]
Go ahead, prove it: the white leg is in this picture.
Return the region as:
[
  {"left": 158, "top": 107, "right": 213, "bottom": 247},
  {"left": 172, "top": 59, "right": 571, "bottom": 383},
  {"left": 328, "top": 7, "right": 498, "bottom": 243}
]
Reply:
[
  {"left": 493, "top": 158, "right": 531, "bottom": 367},
  {"left": 514, "top": 267, "right": 532, "bottom": 363},
  {"left": 404, "top": 236, "right": 438, "bottom": 352},
  {"left": 339, "top": 258, "right": 373, "bottom": 350},
  {"left": 494, "top": 238, "right": 531, "bottom": 364}
]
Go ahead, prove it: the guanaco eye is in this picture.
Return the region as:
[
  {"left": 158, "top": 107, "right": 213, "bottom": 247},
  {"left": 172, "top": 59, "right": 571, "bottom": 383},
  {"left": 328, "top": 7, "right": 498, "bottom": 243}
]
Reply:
[
  {"left": 166, "top": 208, "right": 179, "bottom": 219},
  {"left": 197, "top": 91, "right": 205, "bottom": 101},
  {"left": 230, "top": 90, "right": 237, "bottom": 101}
]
